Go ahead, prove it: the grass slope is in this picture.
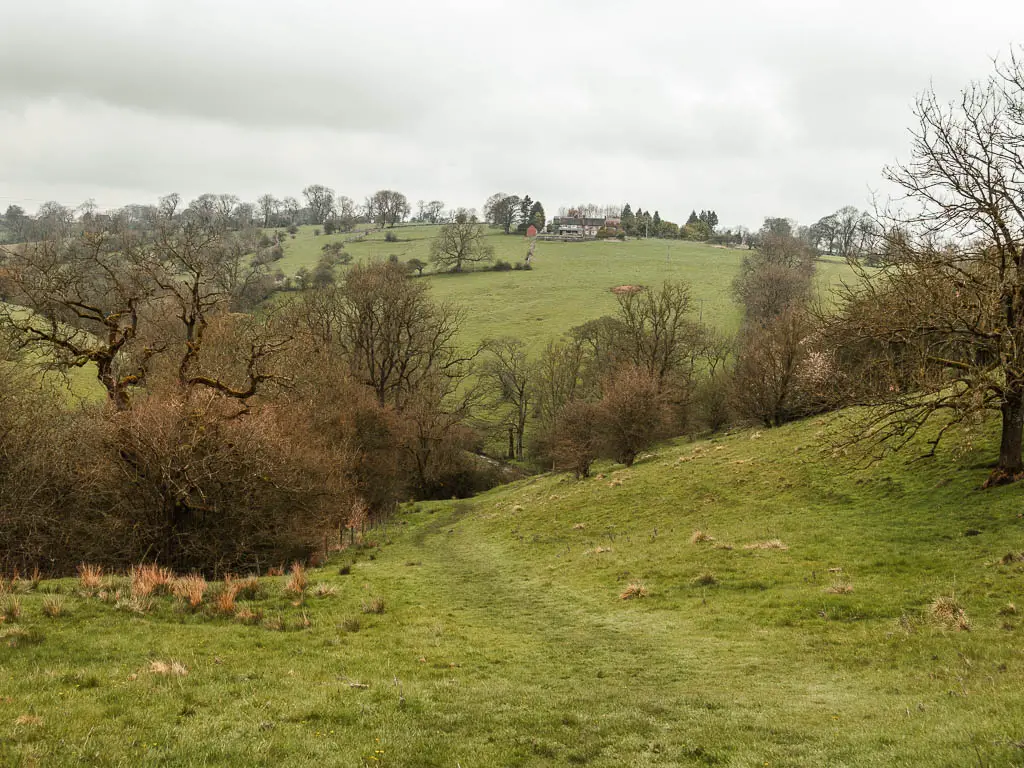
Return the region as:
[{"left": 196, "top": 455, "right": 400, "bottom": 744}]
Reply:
[
  {"left": 275, "top": 225, "right": 854, "bottom": 353},
  {"left": 3, "top": 415, "right": 1024, "bottom": 766}
]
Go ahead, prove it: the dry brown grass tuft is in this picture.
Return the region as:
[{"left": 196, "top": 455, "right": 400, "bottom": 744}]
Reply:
[
  {"left": 340, "top": 616, "right": 361, "bottom": 632},
  {"left": 41, "top": 596, "right": 65, "bottom": 618},
  {"left": 130, "top": 564, "right": 174, "bottom": 597},
  {"left": 619, "top": 581, "right": 649, "bottom": 600},
  {"left": 234, "top": 576, "right": 262, "bottom": 600},
  {"left": 115, "top": 595, "right": 154, "bottom": 615},
  {"left": 930, "top": 595, "right": 971, "bottom": 630},
  {"left": 691, "top": 530, "right": 715, "bottom": 544},
  {"left": 77, "top": 563, "right": 103, "bottom": 592},
  {"left": 999, "top": 602, "right": 1017, "bottom": 616},
  {"left": 586, "top": 546, "right": 612, "bottom": 555},
  {"left": 1, "top": 596, "right": 22, "bottom": 621},
  {"left": 824, "top": 581, "right": 854, "bottom": 594},
  {"left": 743, "top": 539, "right": 789, "bottom": 551},
  {"left": 267, "top": 565, "right": 285, "bottom": 577},
  {"left": 234, "top": 605, "right": 264, "bottom": 625},
  {"left": 572, "top": 523, "right": 586, "bottom": 530},
  {"left": 999, "top": 552, "right": 1024, "bottom": 565},
  {"left": 172, "top": 575, "right": 208, "bottom": 610},
  {"left": 714, "top": 543, "right": 735, "bottom": 551},
  {"left": 284, "top": 563, "right": 307, "bottom": 596},
  {"left": 361, "top": 596, "right": 385, "bottom": 614},
  {"left": 692, "top": 572, "right": 717, "bottom": 586},
  {"left": 149, "top": 660, "right": 188, "bottom": 677},
  {"left": 14, "top": 714, "right": 43, "bottom": 727},
  {"left": 213, "top": 581, "right": 241, "bottom": 616},
  {"left": 312, "top": 583, "right": 337, "bottom": 598}
]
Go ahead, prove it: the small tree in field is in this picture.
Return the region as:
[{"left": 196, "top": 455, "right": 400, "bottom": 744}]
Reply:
[
  {"left": 595, "top": 365, "right": 669, "bottom": 466},
  {"left": 429, "top": 209, "right": 494, "bottom": 272},
  {"left": 554, "top": 401, "right": 599, "bottom": 478}
]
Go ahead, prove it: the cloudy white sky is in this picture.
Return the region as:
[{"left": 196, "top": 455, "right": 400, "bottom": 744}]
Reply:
[{"left": 1, "top": 0, "right": 1021, "bottom": 227}]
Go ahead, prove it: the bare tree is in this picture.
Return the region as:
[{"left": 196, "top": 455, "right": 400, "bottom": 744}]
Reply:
[
  {"left": 304, "top": 261, "right": 474, "bottom": 408},
  {"left": 828, "top": 52, "right": 1024, "bottom": 484},
  {"left": 429, "top": 209, "right": 495, "bottom": 272},
  {"left": 0, "top": 228, "right": 161, "bottom": 410},
  {"left": 257, "top": 194, "right": 280, "bottom": 227},
  {"left": 366, "top": 190, "right": 411, "bottom": 228},
  {"left": 282, "top": 196, "right": 301, "bottom": 224},
  {"left": 480, "top": 337, "right": 534, "bottom": 460},
  {"left": 302, "top": 185, "right": 336, "bottom": 225}
]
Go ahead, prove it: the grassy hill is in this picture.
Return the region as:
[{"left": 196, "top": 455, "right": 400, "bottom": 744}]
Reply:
[
  {"left": 4, "top": 413, "right": 1024, "bottom": 766},
  {"left": 275, "top": 225, "right": 854, "bottom": 352}
]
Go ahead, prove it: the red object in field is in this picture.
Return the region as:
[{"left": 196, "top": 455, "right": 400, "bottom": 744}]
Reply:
[{"left": 526, "top": 225, "right": 538, "bottom": 238}]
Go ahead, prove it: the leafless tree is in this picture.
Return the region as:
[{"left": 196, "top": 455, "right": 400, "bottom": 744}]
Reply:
[
  {"left": 257, "top": 194, "right": 280, "bottom": 227},
  {"left": 480, "top": 337, "right": 534, "bottom": 460},
  {"left": 366, "top": 189, "right": 411, "bottom": 228},
  {"left": 827, "top": 52, "right": 1024, "bottom": 483},
  {"left": 303, "top": 184, "right": 336, "bottom": 225},
  {"left": 429, "top": 209, "right": 495, "bottom": 272},
  {"left": 0, "top": 228, "right": 161, "bottom": 410}
]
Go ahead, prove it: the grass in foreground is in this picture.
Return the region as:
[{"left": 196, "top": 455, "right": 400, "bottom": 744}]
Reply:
[{"left": 3, "top": 413, "right": 1024, "bottom": 766}]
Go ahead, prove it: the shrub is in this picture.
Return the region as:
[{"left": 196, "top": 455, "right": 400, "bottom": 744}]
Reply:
[
  {"left": 323, "top": 220, "right": 337, "bottom": 235},
  {"left": 287, "top": 224, "right": 298, "bottom": 235},
  {"left": 313, "top": 228, "right": 320, "bottom": 237},
  {"left": 492, "top": 259, "right": 513, "bottom": 271},
  {"left": 594, "top": 366, "right": 670, "bottom": 467},
  {"left": 553, "top": 401, "right": 600, "bottom": 478},
  {"left": 384, "top": 231, "right": 398, "bottom": 242},
  {"left": 90, "top": 395, "right": 337, "bottom": 573}
]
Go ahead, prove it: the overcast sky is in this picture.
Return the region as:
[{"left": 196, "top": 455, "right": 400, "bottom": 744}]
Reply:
[{"left": 1, "top": 1, "right": 1022, "bottom": 228}]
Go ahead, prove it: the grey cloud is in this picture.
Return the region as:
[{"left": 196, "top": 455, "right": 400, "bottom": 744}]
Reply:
[{"left": 2, "top": 0, "right": 1024, "bottom": 225}]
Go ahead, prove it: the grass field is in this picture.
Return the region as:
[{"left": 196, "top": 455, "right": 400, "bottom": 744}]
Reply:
[
  {"left": 4, "top": 413, "right": 1024, "bottom": 766},
  {"left": 275, "top": 225, "right": 855, "bottom": 353}
]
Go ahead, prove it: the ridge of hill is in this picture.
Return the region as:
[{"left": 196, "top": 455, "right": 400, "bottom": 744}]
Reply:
[{"left": 3, "top": 411, "right": 1024, "bottom": 765}]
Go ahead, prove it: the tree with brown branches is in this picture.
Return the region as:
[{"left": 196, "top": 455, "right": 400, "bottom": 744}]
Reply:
[{"left": 829, "top": 51, "right": 1024, "bottom": 484}]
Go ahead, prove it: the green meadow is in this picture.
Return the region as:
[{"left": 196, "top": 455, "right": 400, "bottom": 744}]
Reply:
[
  {"left": 3, "top": 414, "right": 1024, "bottom": 766},
  {"left": 274, "top": 225, "right": 854, "bottom": 352}
]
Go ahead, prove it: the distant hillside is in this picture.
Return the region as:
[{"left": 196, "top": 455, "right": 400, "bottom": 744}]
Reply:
[{"left": 275, "top": 224, "right": 855, "bottom": 352}]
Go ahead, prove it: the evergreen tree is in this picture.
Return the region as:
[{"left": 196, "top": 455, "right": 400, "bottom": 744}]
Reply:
[
  {"left": 686, "top": 210, "right": 699, "bottom": 226},
  {"left": 529, "top": 200, "right": 546, "bottom": 231},
  {"left": 698, "top": 209, "right": 719, "bottom": 232},
  {"left": 620, "top": 203, "right": 636, "bottom": 236},
  {"left": 653, "top": 211, "right": 662, "bottom": 229},
  {"left": 517, "top": 195, "right": 534, "bottom": 233}
]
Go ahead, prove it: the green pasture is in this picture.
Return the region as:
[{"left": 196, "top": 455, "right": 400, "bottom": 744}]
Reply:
[
  {"left": 3, "top": 412, "right": 1024, "bottom": 765},
  {"left": 275, "top": 225, "right": 854, "bottom": 353}
]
